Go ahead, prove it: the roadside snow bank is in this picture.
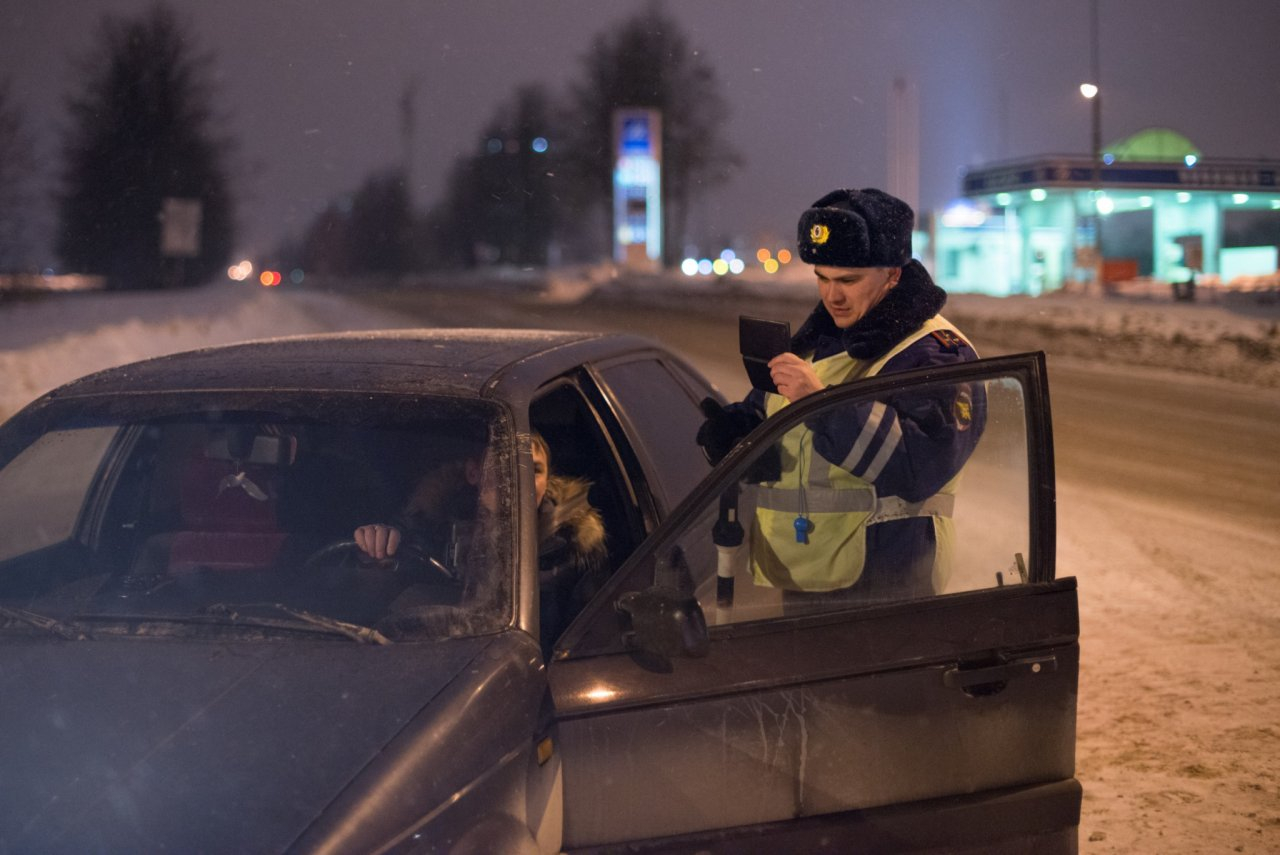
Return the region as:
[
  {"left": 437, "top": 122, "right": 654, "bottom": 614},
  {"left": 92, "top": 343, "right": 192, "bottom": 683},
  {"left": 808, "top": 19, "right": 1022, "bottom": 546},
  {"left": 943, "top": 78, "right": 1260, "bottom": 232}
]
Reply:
[
  {"left": 586, "top": 273, "right": 1280, "bottom": 388},
  {"left": 944, "top": 292, "right": 1280, "bottom": 388},
  {"left": 3, "top": 275, "right": 1278, "bottom": 423},
  {"left": 0, "top": 283, "right": 416, "bottom": 421}
]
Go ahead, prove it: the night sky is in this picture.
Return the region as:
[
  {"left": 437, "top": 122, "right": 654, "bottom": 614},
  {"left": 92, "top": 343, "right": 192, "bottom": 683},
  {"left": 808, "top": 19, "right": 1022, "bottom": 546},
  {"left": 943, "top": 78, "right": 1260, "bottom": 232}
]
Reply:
[{"left": 4, "top": 0, "right": 1280, "bottom": 263}]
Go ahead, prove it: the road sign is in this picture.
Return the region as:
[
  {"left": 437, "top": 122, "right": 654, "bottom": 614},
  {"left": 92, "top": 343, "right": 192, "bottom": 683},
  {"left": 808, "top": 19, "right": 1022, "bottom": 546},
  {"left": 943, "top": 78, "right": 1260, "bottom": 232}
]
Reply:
[{"left": 160, "top": 198, "right": 202, "bottom": 257}]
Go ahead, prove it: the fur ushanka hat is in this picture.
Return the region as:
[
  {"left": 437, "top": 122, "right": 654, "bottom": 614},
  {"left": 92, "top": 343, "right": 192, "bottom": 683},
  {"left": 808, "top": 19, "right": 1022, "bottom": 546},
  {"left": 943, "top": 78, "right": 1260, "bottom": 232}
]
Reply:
[{"left": 797, "top": 188, "right": 914, "bottom": 268}]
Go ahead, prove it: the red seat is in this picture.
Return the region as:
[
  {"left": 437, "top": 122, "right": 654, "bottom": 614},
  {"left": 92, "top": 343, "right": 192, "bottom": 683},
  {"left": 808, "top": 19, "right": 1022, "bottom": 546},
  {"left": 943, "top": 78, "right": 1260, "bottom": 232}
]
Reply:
[{"left": 160, "top": 431, "right": 295, "bottom": 576}]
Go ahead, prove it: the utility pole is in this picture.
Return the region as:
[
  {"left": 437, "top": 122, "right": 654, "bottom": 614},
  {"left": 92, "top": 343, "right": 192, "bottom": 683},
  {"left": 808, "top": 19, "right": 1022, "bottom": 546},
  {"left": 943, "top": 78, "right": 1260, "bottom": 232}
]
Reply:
[
  {"left": 1089, "top": 0, "right": 1102, "bottom": 181},
  {"left": 888, "top": 77, "right": 920, "bottom": 216},
  {"left": 400, "top": 76, "right": 418, "bottom": 192},
  {"left": 1082, "top": 0, "right": 1104, "bottom": 292}
]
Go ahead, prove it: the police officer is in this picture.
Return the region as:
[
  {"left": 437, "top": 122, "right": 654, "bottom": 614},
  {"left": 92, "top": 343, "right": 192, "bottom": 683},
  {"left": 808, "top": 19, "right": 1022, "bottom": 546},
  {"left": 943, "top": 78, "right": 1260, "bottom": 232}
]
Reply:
[{"left": 698, "top": 188, "right": 985, "bottom": 605}]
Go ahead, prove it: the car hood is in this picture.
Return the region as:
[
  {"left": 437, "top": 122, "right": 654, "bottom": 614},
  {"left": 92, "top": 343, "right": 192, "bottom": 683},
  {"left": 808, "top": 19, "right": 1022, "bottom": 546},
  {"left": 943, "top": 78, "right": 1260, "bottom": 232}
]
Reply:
[{"left": 0, "top": 634, "right": 496, "bottom": 853}]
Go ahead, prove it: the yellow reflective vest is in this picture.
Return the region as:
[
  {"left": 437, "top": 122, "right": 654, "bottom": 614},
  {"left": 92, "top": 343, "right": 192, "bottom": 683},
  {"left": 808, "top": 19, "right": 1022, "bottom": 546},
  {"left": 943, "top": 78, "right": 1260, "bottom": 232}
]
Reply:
[{"left": 748, "top": 315, "right": 968, "bottom": 593}]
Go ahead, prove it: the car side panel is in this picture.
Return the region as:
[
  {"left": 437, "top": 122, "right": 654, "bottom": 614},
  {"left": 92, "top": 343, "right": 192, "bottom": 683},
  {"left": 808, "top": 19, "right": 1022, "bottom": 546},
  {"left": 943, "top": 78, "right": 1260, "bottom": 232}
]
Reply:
[
  {"left": 563, "top": 779, "right": 1081, "bottom": 855},
  {"left": 551, "top": 582, "right": 1077, "bottom": 848}
]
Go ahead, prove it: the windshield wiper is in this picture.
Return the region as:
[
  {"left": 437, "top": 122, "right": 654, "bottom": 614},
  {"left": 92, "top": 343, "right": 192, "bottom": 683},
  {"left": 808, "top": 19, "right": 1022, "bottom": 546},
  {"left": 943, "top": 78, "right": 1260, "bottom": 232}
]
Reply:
[
  {"left": 0, "top": 605, "right": 91, "bottom": 641},
  {"left": 203, "top": 603, "right": 392, "bottom": 645}
]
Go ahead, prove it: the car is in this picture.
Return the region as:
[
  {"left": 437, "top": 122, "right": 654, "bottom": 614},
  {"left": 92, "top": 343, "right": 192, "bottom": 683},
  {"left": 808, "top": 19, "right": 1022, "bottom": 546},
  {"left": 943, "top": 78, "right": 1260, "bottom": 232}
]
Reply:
[{"left": 0, "top": 329, "right": 1078, "bottom": 853}]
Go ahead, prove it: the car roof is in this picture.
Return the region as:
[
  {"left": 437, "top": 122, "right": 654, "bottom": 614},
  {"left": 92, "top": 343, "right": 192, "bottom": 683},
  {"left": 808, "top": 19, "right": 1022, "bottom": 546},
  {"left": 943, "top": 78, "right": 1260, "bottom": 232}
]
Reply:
[{"left": 38, "top": 328, "right": 664, "bottom": 402}]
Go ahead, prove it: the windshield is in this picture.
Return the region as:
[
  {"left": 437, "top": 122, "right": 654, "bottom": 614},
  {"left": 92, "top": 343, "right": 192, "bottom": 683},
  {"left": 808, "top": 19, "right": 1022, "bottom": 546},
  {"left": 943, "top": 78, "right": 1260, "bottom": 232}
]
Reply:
[{"left": 0, "top": 395, "right": 513, "bottom": 642}]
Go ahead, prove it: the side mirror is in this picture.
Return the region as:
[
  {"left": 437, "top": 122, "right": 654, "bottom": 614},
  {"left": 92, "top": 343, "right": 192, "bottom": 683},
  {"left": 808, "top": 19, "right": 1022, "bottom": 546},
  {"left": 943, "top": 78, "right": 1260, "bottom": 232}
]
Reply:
[{"left": 615, "top": 585, "right": 709, "bottom": 670}]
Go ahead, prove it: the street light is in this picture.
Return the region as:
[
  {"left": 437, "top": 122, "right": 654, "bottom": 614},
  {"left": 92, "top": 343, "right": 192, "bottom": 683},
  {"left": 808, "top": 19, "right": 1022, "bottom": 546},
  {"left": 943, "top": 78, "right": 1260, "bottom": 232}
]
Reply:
[{"left": 1082, "top": 0, "right": 1103, "bottom": 290}]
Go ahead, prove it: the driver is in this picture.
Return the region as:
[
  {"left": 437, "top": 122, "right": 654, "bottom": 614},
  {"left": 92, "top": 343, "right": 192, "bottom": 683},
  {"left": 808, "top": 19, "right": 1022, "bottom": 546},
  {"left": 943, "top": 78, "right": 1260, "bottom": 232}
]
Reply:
[
  {"left": 354, "top": 456, "right": 483, "bottom": 569},
  {"left": 353, "top": 434, "right": 607, "bottom": 654}
]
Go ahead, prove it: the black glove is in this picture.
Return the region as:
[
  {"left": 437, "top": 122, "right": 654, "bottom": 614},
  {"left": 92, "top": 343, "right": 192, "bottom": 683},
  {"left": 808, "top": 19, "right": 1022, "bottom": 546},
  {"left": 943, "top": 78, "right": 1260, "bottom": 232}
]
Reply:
[
  {"left": 743, "top": 444, "right": 782, "bottom": 484},
  {"left": 696, "top": 397, "right": 761, "bottom": 465}
]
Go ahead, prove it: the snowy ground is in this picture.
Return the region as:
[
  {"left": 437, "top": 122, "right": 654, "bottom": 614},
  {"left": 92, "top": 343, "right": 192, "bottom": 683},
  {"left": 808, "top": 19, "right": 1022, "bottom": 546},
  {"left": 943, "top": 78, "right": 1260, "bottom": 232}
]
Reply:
[
  {"left": 2, "top": 277, "right": 1279, "bottom": 851},
  {"left": 4, "top": 274, "right": 1279, "bottom": 419},
  {"left": 0, "top": 283, "right": 419, "bottom": 421}
]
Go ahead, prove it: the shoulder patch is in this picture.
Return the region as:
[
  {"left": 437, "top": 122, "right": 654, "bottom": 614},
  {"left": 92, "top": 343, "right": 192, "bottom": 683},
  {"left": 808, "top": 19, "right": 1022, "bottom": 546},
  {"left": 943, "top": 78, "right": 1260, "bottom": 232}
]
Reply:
[
  {"left": 953, "top": 387, "right": 974, "bottom": 431},
  {"left": 930, "top": 329, "right": 968, "bottom": 354}
]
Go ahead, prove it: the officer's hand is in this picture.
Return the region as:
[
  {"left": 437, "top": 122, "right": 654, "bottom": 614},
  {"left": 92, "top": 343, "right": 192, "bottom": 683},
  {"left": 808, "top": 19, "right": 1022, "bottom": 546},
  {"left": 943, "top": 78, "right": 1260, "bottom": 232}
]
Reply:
[
  {"left": 696, "top": 397, "right": 760, "bottom": 465},
  {"left": 354, "top": 524, "right": 401, "bottom": 560},
  {"left": 768, "top": 353, "right": 825, "bottom": 402}
]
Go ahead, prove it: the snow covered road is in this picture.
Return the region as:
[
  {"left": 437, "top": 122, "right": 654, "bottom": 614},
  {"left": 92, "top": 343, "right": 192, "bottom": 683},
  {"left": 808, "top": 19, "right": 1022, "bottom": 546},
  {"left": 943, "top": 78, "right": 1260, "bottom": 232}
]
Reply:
[{"left": 2, "top": 279, "right": 1278, "bottom": 851}]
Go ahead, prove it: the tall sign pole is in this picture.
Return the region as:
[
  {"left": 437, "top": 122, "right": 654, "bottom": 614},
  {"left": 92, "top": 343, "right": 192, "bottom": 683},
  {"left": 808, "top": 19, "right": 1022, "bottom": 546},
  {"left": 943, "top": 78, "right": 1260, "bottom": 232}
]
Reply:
[{"left": 401, "top": 77, "right": 418, "bottom": 192}]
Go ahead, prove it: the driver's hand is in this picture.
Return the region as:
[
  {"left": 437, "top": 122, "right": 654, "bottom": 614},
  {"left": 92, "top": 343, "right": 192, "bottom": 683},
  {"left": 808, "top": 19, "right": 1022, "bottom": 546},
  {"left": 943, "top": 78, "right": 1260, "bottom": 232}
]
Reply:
[{"left": 354, "top": 524, "right": 401, "bottom": 559}]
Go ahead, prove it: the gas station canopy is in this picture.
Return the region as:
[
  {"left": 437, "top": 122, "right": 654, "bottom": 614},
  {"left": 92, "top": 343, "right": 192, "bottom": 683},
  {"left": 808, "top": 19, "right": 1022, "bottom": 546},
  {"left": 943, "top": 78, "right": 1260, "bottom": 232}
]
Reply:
[{"left": 938, "top": 128, "right": 1280, "bottom": 296}]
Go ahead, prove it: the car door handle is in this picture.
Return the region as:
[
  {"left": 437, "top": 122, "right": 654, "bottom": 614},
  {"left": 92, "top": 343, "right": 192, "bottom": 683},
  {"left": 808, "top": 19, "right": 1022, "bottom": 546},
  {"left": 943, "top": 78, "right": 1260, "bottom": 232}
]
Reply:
[{"left": 943, "top": 655, "right": 1057, "bottom": 691}]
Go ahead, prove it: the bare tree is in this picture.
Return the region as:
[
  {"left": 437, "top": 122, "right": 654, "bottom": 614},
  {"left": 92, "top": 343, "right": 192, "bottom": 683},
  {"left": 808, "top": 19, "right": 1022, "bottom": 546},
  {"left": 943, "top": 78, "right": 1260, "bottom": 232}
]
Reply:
[
  {"left": 560, "top": 1, "right": 742, "bottom": 265},
  {"left": 57, "top": 2, "right": 234, "bottom": 289}
]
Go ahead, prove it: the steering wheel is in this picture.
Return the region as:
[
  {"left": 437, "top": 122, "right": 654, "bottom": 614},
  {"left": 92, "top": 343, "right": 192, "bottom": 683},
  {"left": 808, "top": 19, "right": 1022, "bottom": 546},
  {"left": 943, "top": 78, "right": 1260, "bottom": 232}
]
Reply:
[{"left": 303, "top": 539, "right": 458, "bottom": 582}]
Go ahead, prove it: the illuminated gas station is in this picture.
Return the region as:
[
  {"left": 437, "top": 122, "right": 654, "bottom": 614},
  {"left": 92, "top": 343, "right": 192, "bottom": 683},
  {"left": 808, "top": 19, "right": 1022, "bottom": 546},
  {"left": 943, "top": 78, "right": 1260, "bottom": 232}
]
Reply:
[{"left": 930, "top": 128, "right": 1280, "bottom": 296}]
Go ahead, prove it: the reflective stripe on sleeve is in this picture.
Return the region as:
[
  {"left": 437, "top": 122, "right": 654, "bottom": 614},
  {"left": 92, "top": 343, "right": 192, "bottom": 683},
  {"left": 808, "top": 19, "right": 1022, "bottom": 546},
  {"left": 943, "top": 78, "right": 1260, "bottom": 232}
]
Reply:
[
  {"left": 838, "top": 401, "right": 889, "bottom": 474},
  {"left": 859, "top": 410, "right": 902, "bottom": 482}
]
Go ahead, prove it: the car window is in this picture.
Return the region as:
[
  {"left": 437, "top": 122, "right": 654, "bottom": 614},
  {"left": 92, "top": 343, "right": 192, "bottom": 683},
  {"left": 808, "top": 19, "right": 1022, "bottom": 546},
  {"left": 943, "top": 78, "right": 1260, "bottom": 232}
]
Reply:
[
  {"left": 593, "top": 356, "right": 713, "bottom": 512},
  {"left": 0, "top": 427, "right": 118, "bottom": 563},
  {"left": 561, "top": 359, "right": 1045, "bottom": 656},
  {"left": 0, "top": 396, "right": 514, "bottom": 642}
]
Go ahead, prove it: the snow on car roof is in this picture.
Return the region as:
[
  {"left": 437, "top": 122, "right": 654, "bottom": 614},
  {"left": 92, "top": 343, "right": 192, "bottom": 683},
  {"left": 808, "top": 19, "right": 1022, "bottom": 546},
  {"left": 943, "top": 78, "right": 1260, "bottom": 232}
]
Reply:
[{"left": 36, "top": 328, "right": 638, "bottom": 400}]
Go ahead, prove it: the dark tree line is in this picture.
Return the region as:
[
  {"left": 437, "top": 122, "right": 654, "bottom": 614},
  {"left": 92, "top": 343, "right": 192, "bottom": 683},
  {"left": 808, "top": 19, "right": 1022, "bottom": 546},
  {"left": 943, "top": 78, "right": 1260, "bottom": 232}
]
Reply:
[
  {"left": 293, "top": 1, "right": 741, "bottom": 274},
  {"left": 50, "top": 0, "right": 739, "bottom": 286},
  {"left": 0, "top": 79, "right": 37, "bottom": 273},
  {"left": 57, "top": 3, "right": 234, "bottom": 289},
  {"left": 283, "top": 169, "right": 417, "bottom": 278}
]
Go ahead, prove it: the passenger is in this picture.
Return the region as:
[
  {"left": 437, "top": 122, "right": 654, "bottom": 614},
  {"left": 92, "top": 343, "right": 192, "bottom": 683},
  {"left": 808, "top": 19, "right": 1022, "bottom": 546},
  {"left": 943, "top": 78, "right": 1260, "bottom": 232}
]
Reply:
[
  {"left": 354, "top": 433, "right": 607, "bottom": 654},
  {"left": 530, "top": 432, "right": 608, "bottom": 655},
  {"left": 697, "top": 188, "right": 986, "bottom": 607}
]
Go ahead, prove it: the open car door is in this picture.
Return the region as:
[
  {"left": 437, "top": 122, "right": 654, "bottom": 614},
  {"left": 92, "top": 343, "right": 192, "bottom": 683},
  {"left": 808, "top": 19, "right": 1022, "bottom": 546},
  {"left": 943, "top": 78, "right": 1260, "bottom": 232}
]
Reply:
[{"left": 549, "top": 353, "right": 1078, "bottom": 853}]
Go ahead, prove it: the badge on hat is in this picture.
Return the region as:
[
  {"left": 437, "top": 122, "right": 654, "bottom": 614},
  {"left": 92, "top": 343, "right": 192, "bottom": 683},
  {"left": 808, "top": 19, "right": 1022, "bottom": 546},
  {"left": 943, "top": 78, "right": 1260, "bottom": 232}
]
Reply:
[{"left": 796, "top": 188, "right": 914, "bottom": 268}]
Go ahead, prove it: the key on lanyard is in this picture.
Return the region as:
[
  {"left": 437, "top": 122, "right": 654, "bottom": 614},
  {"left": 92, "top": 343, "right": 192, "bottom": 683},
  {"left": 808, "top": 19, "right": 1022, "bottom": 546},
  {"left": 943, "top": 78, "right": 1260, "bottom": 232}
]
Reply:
[{"left": 794, "top": 516, "right": 813, "bottom": 544}]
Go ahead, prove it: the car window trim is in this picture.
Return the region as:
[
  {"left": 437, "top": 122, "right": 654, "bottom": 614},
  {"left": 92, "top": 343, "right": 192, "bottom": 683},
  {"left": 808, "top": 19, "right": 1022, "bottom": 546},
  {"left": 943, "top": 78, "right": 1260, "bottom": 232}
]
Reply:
[
  {"left": 555, "top": 351, "right": 1056, "bottom": 658},
  {"left": 588, "top": 350, "right": 716, "bottom": 515},
  {"left": 573, "top": 362, "right": 666, "bottom": 532}
]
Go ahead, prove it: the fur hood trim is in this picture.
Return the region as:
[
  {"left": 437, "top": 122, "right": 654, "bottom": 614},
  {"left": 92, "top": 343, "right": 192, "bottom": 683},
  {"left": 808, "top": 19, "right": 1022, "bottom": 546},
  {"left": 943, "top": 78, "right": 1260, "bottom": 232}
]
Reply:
[
  {"left": 791, "top": 260, "right": 947, "bottom": 361},
  {"left": 539, "top": 475, "right": 606, "bottom": 556}
]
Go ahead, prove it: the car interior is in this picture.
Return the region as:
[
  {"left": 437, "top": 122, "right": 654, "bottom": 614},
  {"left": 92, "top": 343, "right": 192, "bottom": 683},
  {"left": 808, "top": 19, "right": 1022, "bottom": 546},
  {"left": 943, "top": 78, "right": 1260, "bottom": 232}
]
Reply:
[{"left": 0, "top": 407, "right": 514, "bottom": 636}]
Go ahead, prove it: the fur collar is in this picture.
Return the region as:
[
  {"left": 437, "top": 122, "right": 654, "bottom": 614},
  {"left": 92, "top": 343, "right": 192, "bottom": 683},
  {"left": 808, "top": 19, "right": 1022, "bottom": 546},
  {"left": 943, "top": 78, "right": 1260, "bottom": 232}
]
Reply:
[
  {"left": 538, "top": 475, "right": 606, "bottom": 556},
  {"left": 791, "top": 260, "right": 947, "bottom": 361}
]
